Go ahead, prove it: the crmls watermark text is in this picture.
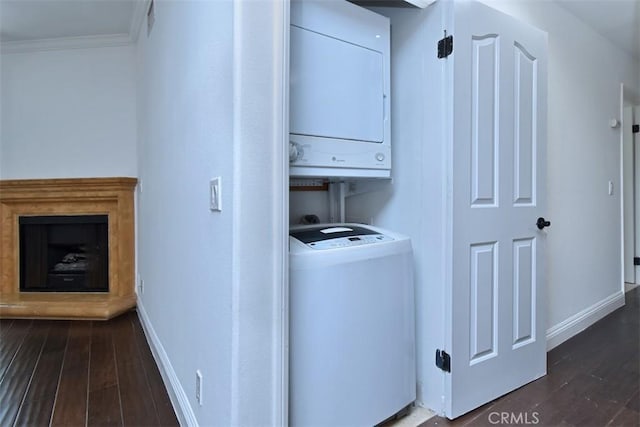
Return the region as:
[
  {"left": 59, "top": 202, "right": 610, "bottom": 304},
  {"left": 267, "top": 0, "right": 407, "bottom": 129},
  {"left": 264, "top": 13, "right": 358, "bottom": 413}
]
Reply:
[{"left": 488, "top": 411, "right": 540, "bottom": 425}]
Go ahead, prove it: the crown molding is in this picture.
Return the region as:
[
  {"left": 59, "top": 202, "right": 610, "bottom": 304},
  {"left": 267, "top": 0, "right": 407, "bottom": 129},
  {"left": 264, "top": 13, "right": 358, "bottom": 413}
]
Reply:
[
  {"left": 0, "top": 0, "right": 150, "bottom": 54},
  {"left": 1, "top": 33, "right": 131, "bottom": 54}
]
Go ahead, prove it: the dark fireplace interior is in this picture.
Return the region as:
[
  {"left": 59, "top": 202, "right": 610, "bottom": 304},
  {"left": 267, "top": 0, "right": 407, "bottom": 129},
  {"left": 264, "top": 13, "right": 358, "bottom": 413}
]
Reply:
[{"left": 19, "top": 215, "right": 109, "bottom": 292}]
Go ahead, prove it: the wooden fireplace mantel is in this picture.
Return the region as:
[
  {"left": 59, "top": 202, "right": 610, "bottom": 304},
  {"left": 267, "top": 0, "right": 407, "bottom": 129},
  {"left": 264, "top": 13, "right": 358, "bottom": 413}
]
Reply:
[{"left": 0, "top": 177, "right": 137, "bottom": 319}]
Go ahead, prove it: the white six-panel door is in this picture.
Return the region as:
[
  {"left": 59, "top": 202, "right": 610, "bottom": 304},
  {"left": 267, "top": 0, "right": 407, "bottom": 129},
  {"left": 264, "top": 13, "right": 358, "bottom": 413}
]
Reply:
[{"left": 446, "top": 0, "right": 548, "bottom": 418}]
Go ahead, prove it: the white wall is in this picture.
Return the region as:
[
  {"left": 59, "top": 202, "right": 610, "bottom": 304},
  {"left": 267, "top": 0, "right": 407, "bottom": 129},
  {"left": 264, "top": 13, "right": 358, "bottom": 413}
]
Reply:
[
  {"left": 136, "top": 0, "right": 289, "bottom": 425},
  {"left": 346, "top": 3, "right": 448, "bottom": 412},
  {"left": 478, "top": 0, "right": 639, "bottom": 333},
  {"left": 0, "top": 46, "right": 137, "bottom": 179},
  {"left": 357, "top": 0, "right": 640, "bottom": 335},
  {"left": 290, "top": 190, "right": 331, "bottom": 224},
  {"left": 135, "top": 1, "right": 234, "bottom": 424}
]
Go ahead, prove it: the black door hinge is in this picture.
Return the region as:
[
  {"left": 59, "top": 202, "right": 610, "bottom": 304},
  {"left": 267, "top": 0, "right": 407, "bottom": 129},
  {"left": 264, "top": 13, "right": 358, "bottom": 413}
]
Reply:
[
  {"left": 438, "top": 34, "right": 453, "bottom": 59},
  {"left": 634, "top": 257, "right": 640, "bottom": 266},
  {"left": 632, "top": 124, "right": 639, "bottom": 133},
  {"left": 436, "top": 349, "right": 451, "bottom": 372}
]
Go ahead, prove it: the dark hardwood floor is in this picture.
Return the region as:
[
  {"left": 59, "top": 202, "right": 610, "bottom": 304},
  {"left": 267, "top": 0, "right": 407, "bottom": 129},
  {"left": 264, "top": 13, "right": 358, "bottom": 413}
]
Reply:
[
  {"left": 421, "top": 287, "right": 640, "bottom": 427},
  {"left": 0, "top": 310, "right": 178, "bottom": 427},
  {"left": 2, "top": 288, "right": 638, "bottom": 427}
]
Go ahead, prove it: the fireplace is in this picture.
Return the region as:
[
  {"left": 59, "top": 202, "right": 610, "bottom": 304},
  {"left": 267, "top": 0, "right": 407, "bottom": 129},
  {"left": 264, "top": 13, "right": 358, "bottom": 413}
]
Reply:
[
  {"left": 20, "top": 215, "right": 109, "bottom": 292},
  {"left": 1, "top": 177, "right": 137, "bottom": 319}
]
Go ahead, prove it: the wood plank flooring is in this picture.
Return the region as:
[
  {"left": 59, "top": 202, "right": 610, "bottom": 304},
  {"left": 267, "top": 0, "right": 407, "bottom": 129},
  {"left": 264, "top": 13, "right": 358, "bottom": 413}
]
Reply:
[
  {"left": 0, "top": 310, "right": 178, "bottom": 427},
  {"left": 2, "top": 289, "right": 638, "bottom": 427},
  {"left": 421, "top": 287, "right": 640, "bottom": 426}
]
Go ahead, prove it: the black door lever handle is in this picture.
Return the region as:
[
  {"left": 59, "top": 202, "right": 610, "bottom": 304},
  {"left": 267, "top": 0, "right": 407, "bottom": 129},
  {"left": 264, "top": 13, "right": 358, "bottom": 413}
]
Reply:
[{"left": 536, "top": 217, "right": 551, "bottom": 230}]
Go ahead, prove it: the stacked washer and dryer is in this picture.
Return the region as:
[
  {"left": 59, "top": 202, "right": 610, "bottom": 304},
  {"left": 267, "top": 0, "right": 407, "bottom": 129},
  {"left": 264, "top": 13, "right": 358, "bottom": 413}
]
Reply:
[{"left": 289, "top": 2, "right": 417, "bottom": 425}]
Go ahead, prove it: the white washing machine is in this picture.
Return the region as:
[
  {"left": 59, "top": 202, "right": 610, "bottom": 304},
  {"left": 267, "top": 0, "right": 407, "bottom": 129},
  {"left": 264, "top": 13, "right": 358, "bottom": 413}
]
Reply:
[{"left": 289, "top": 224, "right": 416, "bottom": 427}]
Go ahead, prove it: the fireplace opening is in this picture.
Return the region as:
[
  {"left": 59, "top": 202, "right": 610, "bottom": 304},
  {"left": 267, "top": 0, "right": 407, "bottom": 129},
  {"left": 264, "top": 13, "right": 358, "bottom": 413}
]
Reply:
[{"left": 19, "top": 215, "right": 109, "bottom": 292}]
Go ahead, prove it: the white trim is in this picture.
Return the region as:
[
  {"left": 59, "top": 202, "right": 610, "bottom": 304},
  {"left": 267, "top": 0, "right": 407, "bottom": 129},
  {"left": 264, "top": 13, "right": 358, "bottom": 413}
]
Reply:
[
  {"left": 136, "top": 302, "right": 197, "bottom": 427},
  {"left": 0, "top": 0, "right": 149, "bottom": 55},
  {"left": 620, "top": 83, "right": 640, "bottom": 288},
  {"left": 230, "top": 0, "right": 288, "bottom": 425},
  {"left": 620, "top": 83, "right": 626, "bottom": 293},
  {"left": 546, "top": 290, "right": 625, "bottom": 350},
  {"left": 0, "top": 33, "right": 131, "bottom": 54},
  {"left": 279, "top": 1, "right": 291, "bottom": 424}
]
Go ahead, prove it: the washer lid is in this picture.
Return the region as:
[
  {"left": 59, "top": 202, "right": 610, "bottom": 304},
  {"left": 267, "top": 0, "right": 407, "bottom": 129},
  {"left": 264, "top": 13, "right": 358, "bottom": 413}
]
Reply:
[{"left": 290, "top": 225, "right": 393, "bottom": 250}]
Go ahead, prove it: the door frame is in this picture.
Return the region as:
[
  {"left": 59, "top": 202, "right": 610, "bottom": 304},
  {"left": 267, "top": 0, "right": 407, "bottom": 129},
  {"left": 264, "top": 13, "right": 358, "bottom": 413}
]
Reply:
[
  {"left": 619, "top": 83, "right": 640, "bottom": 289},
  {"left": 230, "top": 0, "right": 289, "bottom": 425}
]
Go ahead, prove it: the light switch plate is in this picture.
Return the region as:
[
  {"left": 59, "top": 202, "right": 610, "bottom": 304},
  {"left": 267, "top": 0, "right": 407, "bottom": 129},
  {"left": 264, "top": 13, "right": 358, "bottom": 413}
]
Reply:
[{"left": 210, "top": 177, "right": 222, "bottom": 211}]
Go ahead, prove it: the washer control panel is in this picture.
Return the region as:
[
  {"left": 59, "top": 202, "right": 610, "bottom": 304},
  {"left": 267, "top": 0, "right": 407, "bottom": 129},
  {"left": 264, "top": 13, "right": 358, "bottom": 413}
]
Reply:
[
  {"left": 290, "top": 225, "right": 394, "bottom": 250},
  {"left": 307, "top": 234, "right": 392, "bottom": 250}
]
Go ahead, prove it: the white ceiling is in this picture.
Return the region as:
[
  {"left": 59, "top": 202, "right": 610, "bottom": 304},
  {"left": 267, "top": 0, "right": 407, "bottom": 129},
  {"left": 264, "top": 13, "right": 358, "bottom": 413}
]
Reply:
[
  {"left": 0, "top": 0, "right": 638, "bottom": 60},
  {"left": 0, "top": 0, "right": 136, "bottom": 42},
  {"left": 554, "top": 0, "right": 640, "bottom": 60}
]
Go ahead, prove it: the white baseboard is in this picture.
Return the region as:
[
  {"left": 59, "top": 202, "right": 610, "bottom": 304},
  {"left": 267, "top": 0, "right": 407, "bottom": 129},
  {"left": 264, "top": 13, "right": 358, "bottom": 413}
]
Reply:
[
  {"left": 546, "top": 290, "right": 625, "bottom": 351},
  {"left": 136, "top": 289, "right": 624, "bottom": 423},
  {"left": 137, "top": 301, "right": 198, "bottom": 426}
]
